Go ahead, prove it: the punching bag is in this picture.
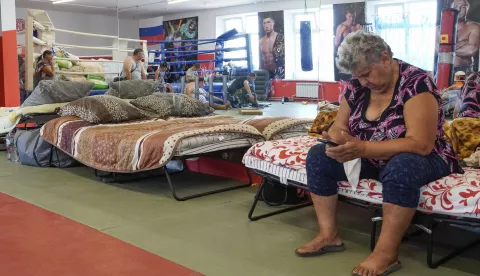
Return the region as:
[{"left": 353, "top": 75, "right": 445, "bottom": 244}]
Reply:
[
  {"left": 300, "top": 21, "right": 313, "bottom": 71},
  {"left": 436, "top": 8, "right": 459, "bottom": 90}
]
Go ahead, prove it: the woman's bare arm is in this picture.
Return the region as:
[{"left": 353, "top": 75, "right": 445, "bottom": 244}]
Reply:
[
  {"left": 42, "top": 65, "right": 54, "bottom": 77},
  {"left": 327, "top": 98, "right": 351, "bottom": 145}
]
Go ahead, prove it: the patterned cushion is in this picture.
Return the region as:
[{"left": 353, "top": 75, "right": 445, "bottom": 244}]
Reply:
[
  {"left": 243, "top": 136, "right": 480, "bottom": 218},
  {"left": 130, "top": 93, "right": 213, "bottom": 118},
  {"left": 22, "top": 80, "right": 94, "bottom": 107},
  {"left": 308, "top": 110, "right": 338, "bottom": 137},
  {"left": 58, "top": 95, "right": 146, "bottom": 123},
  {"left": 107, "top": 80, "right": 160, "bottom": 99}
]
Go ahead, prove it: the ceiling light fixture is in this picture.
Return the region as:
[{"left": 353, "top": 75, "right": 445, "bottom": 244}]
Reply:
[
  {"left": 52, "top": 0, "right": 75, "bottom": 4},
  {"left": 167, "top": 0, "right": 190, "bottom": 4}
]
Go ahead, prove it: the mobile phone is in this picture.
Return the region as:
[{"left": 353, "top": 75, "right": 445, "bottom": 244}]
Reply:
[{"left": 317, "top": 138, "right": 339, "bottom": 147}]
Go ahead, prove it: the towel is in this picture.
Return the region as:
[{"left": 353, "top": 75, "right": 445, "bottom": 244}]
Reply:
[{"left": 343, "top": 158, "right": 362, "bottom": 191}]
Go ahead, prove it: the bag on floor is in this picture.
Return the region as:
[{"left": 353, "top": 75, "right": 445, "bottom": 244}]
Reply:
[
  {"left": 14, "top": 128, "right": 77, "bottom": 168},
  {"left": 259, "top": 179, "right": 309, "bottom": 206}
]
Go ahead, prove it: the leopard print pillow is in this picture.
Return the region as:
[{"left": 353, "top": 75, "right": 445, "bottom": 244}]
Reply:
[
  {"left": 106, "top": 80, "right": 160, "bottom": 99},
  {"left": 308, "top": 110, "right": 338, "bottom": 137},
  {"left": 58, "top": 95, "right": 146, "bottom": 123},
  {"left": 131, "top": 93, "right": 213, "bottom": 118},
  {"left": 130, "top": 94, "right": 177, "bottom": 118}
]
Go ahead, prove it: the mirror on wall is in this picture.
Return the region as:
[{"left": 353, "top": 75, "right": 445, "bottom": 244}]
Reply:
[{"left": 16, "top": 0, "right": 120, "bottom": 97}]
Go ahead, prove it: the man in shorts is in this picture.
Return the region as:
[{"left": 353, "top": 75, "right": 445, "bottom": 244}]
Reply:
[{"left": 227, "top": 73, "right": 258, "bottom": 108}]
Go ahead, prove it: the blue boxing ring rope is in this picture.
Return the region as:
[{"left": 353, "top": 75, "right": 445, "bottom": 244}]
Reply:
[{"left": 144, "top": 30, "right": 253, "bottom": 102}]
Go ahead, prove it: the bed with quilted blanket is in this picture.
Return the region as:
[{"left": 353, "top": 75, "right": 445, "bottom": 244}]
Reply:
[{"left": 40, "top": 116, "right": 312, "bottom": 173}]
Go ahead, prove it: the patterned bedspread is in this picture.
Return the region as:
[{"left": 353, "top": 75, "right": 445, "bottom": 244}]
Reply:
[{"left": 40, "top": 115, "right": 312, "bottom": 173}]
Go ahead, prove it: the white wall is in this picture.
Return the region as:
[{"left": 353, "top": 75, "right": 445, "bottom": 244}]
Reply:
[{"left": 16, "top": 8, "right": 139, "bottom": 56}]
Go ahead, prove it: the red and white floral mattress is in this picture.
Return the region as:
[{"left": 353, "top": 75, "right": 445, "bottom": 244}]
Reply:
[{"left": 243, "top": 136, "right": 480, "bottom": 219}]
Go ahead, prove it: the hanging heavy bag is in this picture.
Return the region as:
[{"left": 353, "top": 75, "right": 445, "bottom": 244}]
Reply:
[
  {"left": 259, "top": 179, "right": 309, "bottom": 206},
  {"left": 300, "top": 21, "right": 313, "bottom": 72}
]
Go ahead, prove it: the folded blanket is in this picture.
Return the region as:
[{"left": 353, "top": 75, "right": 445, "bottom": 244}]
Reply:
[
  {"left": 0, "top": 103, "right": 66, "bottom": 134},
  {"left": 444, "top": 118, "right": 480, "bottom": 159}
]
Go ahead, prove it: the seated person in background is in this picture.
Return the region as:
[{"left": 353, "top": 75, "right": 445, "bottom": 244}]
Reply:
[
  {"left": 185, "top": 77, "right": 230, "bottom": 110},
  {"left": 455, "top": 72, "right": 480, "bottom": 118},
  {"left": 186, "top": 63, "right": 201, "bottom": 82},
  {"left": 120, "top": 48, "right": 146, "bottom": 80},
  {"left": 227, "top": 73, "right": 258, "bottom": 108},
  {"left": 155, "top": 62, "right": 174, "bottom": 93},
  {"left": 297, "top": 31, "right": 461, "bottom": 276},
  {"left": 34, "top": 50, "right": 55, "bottom": 88}
]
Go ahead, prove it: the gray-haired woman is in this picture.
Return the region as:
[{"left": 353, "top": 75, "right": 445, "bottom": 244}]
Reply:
[{"left": 296, "top": 30, "right": 461, "bottom": 275}]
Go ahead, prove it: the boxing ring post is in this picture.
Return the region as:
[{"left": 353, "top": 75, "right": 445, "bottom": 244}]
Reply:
[
  {"left": 181, "top": 76, "right": 186, "bottom": 94},
  {"left": 209, "top": 76, "right": 214, "bottom": 106},
  {"left": 222, "top": 75, "right": 228, "bottom": 104},
  {"left": 245, "top": 34, "right": 253, "bottom": 74},
  {"left": 436, "top": 8, "right": 459, "bottom": 90},
  {"left": 194, "top": 76, "right": 200, "bottom": 100}
]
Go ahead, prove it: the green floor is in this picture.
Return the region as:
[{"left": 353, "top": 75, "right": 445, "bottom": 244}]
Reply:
[
  {"left": 1, "top": 152, "right": 479, "bottom": 276},
  {"left": 1, "top": 103, "right": 479, "bottom": 275}
]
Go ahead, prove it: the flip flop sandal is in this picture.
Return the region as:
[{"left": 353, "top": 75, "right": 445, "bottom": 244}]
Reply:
[
  {"left": 351, "top": 261, "right": 402, "bottom": 276},
  {"left": 295, "top": 243, "right": 345, "bottom": 257}
]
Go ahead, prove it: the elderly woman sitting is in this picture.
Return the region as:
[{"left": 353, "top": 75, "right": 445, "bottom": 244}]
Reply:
[{"left": 296, "top": 30, "right": 461, "bottom": 275}]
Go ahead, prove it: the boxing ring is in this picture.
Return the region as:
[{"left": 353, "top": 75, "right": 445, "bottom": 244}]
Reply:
[
  {"left": 22, "top": 9, "right": 148, "bottom": 92},
  {"left": 144, "top": 30, "right": 254, "bottom": 104}
]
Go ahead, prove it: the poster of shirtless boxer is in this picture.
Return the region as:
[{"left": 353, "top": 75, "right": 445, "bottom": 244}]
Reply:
[
  {"left": 333, "top": 2, "right": 366, "bottom": 81},
  {"left": 258, "top": 11, "right": 285, "bottom": 80},
  {"left": 436, "top": 0, "right": 480, "bottom": 73}
]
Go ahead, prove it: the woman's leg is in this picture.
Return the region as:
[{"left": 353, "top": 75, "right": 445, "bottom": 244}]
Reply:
[
  {"left": 297, "top": 144, "right": 378, "bottom": 254},
  {"left": 353, "top": 153, "right": 451, "bottom": 275}
]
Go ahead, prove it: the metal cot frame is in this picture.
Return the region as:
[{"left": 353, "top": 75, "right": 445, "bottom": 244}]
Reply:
[
  {"left": 248, "top": 169, "right": 480, "bottom": 269},
  {"left": 94, "top": 147, "right": 253, "bottom": 201}
]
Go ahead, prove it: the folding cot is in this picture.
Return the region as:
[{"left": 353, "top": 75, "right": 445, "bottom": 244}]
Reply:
[{"left": 243, "top": 135, "right": 480, "bottom": 269}]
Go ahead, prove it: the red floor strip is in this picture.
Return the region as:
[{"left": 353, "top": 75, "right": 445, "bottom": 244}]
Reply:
[{"left": 0, "top": 193, "right": 203, "bottom": 276}]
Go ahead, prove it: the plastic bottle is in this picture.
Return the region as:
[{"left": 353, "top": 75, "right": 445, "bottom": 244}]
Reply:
[
  {"left": 6, "top": 131, "right": 18, "bottom": 163},
  {"left": 281, "top": 96, "right": 285, "bottom": 104}
]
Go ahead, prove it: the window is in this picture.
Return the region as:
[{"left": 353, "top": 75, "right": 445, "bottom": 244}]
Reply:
[
  {"left": 373, "top": 0, "right": 437, "bottom": 71},
  {"left": 218, "top": 13, "right": 259, "bottom": 69},
  {"left": 288, "top": 7, "right": 334, "bottom": 81}
]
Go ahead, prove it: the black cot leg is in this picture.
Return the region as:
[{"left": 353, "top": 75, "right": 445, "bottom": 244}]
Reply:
[
  {"left": 248, "top": 178, "right": 313, "bottom": 221},
  {"left": 164, "top": 165, "right": 252, "bottom": 202},
  {"left": 370, "top": 219, "right": 378, "bottom": 251},
  {"left": 427, "top": 218, "right": 480, "bottom": 268}
]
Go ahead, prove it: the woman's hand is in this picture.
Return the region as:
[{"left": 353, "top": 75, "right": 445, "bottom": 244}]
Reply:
[{"left": 325, "top": 131, "right": 367, "bottom": 163}]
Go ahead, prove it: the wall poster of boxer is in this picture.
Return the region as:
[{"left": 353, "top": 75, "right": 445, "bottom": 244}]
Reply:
[
  {"left": 333, "top": 2, "right": 366, "bottom": 81},
  {"left": 163, "top": 16, "right": 199, "bottom": 81},
  {"left": 436, "top": 0, "right": 480, "bottom": 74},
  {"left": 258, "top": 10, "right": 285, "bottom": 80}
]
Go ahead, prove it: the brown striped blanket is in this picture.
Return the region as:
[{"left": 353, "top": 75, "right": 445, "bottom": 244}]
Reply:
[{"left": 40, "top": 115, "right": 313, "bottom": 172}]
